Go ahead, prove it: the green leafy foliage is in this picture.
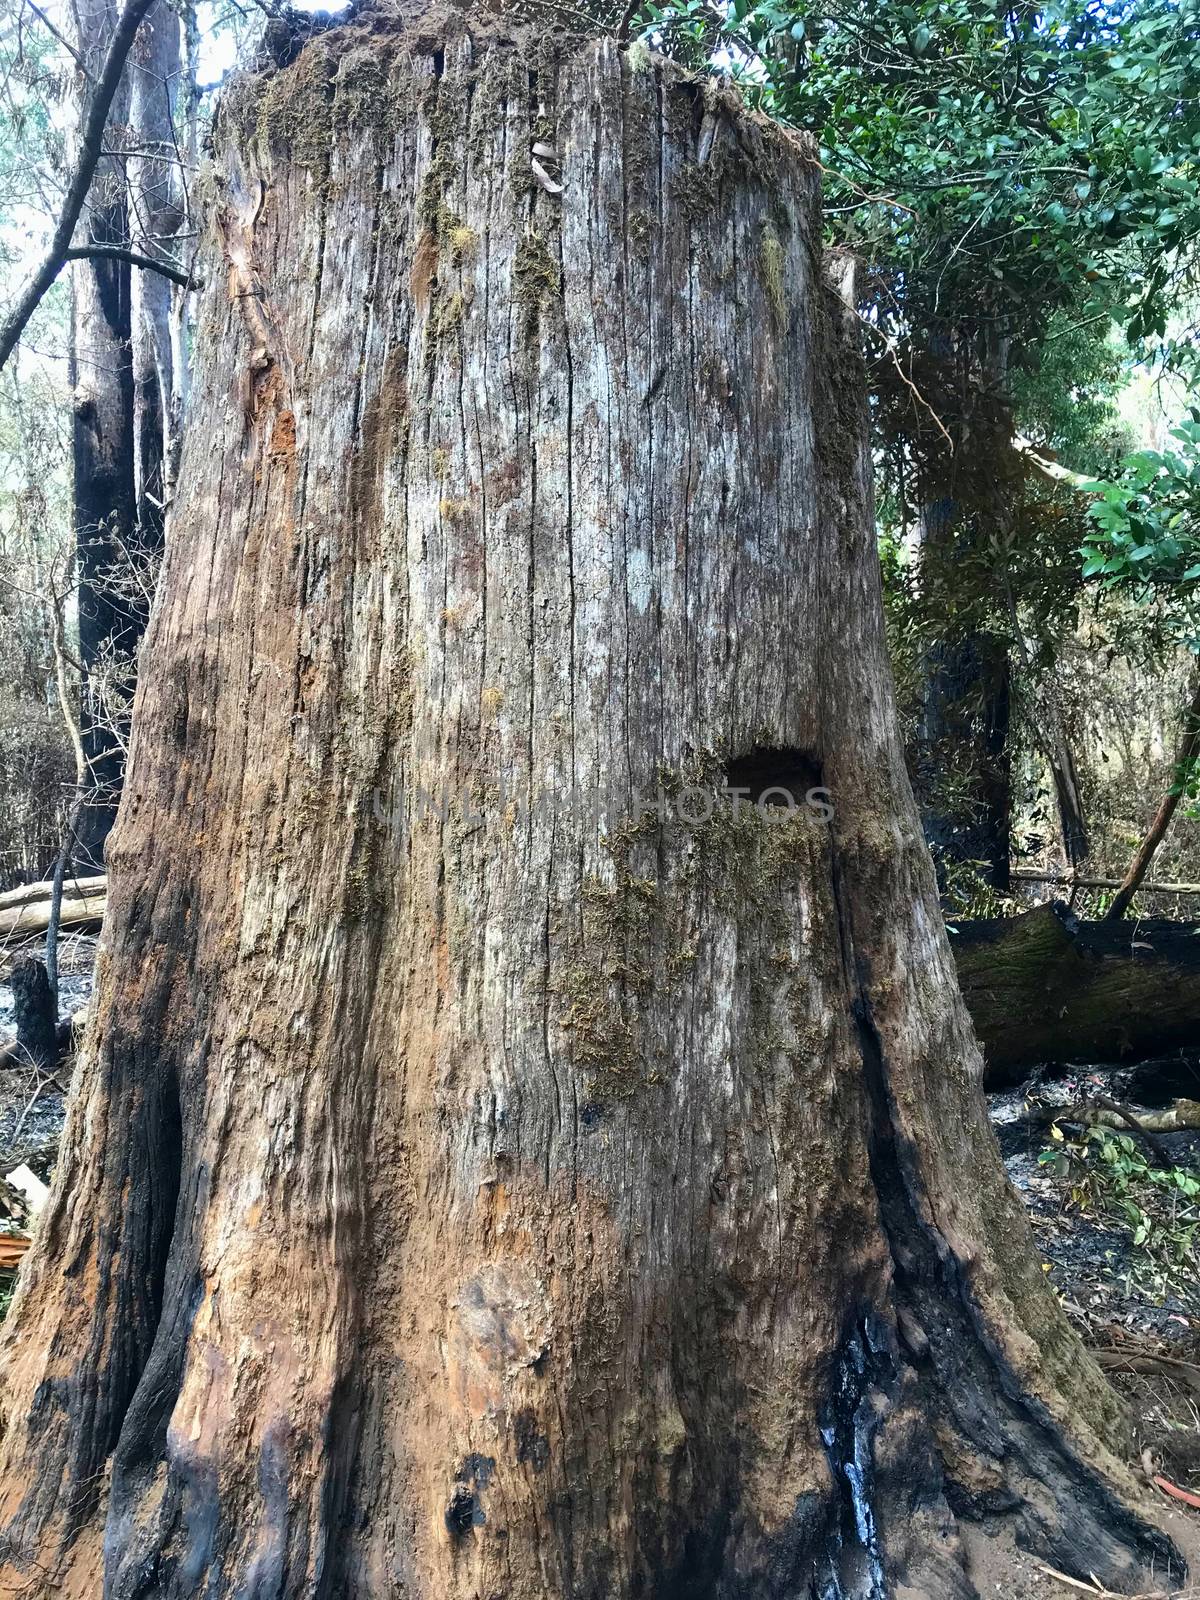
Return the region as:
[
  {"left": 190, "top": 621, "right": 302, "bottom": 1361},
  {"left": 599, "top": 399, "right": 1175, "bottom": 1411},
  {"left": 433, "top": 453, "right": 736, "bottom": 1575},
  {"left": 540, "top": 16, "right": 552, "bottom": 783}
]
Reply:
[
  {"left": 1040, "top": 1123, "right": 1200, "bottom": 1302},
  {"left": 1081, "top": 420, "right": 1200, "bottom": 827},
  {"left": 1082, "top": 421, "right": 1200, "bottom": 642},
  {"left": 643, "top": 0, "right": 1200, "bottom": 373},
  {"left": 1009, "top": 309, "right": 1134, "bottom": 479},
  {"left": 640, "top": 0, "right": 1200, "bottom": 845}
]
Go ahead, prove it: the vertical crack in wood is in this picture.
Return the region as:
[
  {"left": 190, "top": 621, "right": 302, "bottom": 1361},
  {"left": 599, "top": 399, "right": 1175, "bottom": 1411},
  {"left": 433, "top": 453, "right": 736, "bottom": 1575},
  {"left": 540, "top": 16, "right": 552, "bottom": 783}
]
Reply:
[{"left": 827, "top": 849, "right": 1181, "bottom": 1593}]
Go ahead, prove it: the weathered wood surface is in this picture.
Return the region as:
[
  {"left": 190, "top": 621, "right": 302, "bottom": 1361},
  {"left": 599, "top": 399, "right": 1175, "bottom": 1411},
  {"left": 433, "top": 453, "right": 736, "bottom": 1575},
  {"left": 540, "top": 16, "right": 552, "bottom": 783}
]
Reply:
[
  {"left": 952, "top": 901, "right": 1200, "bottom": 1084},
  {"left": 0, "top": 13, "right": 1175, "bottom": 1599}
]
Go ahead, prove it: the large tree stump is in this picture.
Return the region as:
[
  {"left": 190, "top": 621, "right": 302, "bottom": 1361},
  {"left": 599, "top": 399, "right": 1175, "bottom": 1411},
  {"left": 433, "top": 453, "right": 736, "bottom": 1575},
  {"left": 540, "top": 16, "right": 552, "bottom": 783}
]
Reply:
[{"left": 0, "top": 12, "right": 1181, "bottom": 1597}]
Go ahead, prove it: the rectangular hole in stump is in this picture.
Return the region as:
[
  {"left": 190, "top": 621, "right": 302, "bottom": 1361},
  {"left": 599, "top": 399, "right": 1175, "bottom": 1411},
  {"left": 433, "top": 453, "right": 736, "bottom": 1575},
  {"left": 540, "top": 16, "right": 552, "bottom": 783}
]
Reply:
[{"left": 723, "top": 746, "right": 824, "bottom": 807}]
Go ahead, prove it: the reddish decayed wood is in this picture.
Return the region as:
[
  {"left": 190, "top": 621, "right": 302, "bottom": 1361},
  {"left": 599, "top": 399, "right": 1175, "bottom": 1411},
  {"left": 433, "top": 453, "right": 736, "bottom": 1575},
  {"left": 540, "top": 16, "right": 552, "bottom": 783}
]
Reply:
[
  {"left": 1154, "top": 1474, "right": 1200, "bottom": 1511},
  {"left": 0, "top": 1237, "right": 30, "bottom": 1269}
]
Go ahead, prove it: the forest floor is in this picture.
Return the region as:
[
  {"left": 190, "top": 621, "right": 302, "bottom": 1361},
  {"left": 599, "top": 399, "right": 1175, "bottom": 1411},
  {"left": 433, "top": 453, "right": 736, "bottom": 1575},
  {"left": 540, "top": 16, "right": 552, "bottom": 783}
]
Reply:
[
  {"left": 0, "top": 932, "right": 93, "bottom": 1173},
  {"left": 996, "top": 1062, "right": 1200, "bottom": 1528},
  {"left": 996, "top": 1069, "right": 1200, "bottom": 1347}
]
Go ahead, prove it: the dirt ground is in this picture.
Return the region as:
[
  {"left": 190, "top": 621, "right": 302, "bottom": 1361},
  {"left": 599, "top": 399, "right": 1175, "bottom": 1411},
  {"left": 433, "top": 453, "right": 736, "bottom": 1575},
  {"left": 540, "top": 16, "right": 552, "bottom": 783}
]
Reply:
[
  {"left": 958, "top": 1508, "right": 1200, "bottom": 1600},
  {"left": 995, "top": 1066, "right": 1200, "bottom": 1348}
]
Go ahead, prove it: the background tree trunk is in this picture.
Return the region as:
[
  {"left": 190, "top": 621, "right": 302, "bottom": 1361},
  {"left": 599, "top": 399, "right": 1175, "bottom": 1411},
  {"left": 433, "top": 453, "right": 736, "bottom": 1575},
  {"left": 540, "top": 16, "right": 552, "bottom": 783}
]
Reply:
[
  {"left": 912, "top": 336, "right": 1017, "bottom": 894},
  {"left": 70, "top": 0, "right": 180, "bottom": 870},
  {"left": 129, "top": 0, "right": 184, "bottom": 530},
  {"left": 0, "top": 18, "right": 1181, "bottom": 1598},
  {"left": 917, "top": 624, "right": 1012, "bottom": 887},
  {"left": 70, "top": 0, "right": 137, "bottom": 870},
  {"left": 1045, "top": 720, "right": 1090, "bottom": 867}
]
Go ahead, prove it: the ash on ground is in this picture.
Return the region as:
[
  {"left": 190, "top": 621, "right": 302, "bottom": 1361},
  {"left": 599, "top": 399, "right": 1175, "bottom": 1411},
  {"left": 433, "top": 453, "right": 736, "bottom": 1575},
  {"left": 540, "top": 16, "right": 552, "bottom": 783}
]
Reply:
[
  {"left": 0, "top": 933, "right": 96, "bottom": 1171},
  {"left": 992, "top": 1055, "right": 1200, "bottom": 1350}
]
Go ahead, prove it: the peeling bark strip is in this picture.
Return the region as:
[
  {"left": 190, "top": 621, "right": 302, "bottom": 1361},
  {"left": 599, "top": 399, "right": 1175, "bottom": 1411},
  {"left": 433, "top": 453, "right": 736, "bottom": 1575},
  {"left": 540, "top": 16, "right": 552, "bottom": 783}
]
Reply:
[{"left": 0, "top": 13, "right": 1181, "bottom": 1598}]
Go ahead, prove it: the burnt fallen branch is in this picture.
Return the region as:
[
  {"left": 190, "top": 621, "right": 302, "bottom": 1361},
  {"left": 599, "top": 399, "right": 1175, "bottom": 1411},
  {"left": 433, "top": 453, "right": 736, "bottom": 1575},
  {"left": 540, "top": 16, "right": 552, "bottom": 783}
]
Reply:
[
  {"left": 950, "top": 900, "right": 1200, "bottom": 1086},
  {"left": 1029, "top": 1092, "right": 1200, "bottom": 1167},
  {"left": 1078, "top": 1098, "right": 1200, "bottom": 1135}
]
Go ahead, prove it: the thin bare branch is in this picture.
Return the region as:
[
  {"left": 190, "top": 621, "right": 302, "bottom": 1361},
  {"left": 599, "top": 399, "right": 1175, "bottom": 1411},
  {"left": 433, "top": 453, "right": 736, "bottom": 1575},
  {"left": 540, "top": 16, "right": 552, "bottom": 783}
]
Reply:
[
  {"left": 22, "top": 0, "right": 91, "bottom": 75},
  {"left": 0, "top": 0, "right": 159, "bottom": 372},
  {"left": 64, "top": 241, "right": 198, "bottom": 288}
]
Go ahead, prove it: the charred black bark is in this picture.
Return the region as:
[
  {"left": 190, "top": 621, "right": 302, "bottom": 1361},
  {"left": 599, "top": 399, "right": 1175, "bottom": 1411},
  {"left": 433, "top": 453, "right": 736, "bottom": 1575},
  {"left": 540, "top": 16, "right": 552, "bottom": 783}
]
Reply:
[
  {"left": 2, "top": 890, "right": 188, "bottom": 1553},
  {"left": 916, "top": 630, "right": 1012, "bottom": 893},
  {"left": 849, "top": 999, "right": 1178, "bottom": 1595},
  {"left": 8, "top": 959, "right": 58, "bottom": 1070}
]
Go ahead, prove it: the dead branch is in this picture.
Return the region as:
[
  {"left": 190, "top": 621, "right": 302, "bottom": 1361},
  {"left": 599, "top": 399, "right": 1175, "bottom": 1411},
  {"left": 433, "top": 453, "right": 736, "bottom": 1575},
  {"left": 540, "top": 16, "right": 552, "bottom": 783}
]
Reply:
[
  {"left": 1036, "top": 1564, "right": 1172, "bottom": 1599},
  {"left": 1095, "top": 1349, "right": 1200, "bottom": 1400},
  {"left": 1043, "top": 1095, "right": 1173, "bottom": 1166},
  {"left": 22, "top": 0, "right": 91, "bottom": 75},
  {"left": 64, "top": 242, "right": 199, "bottom": 289},
  {"left": 1108, "top": 675, "right": 1200, "bottom": 921},
  {"left": 0, "top": 0, "right": 159, "bottom": 373},
  {"left": 10, "top": 1071, "right": 49, "bottom": 1148},
  {"left": 1013, "top": 870, "right": 1200, "bottom": 896}
]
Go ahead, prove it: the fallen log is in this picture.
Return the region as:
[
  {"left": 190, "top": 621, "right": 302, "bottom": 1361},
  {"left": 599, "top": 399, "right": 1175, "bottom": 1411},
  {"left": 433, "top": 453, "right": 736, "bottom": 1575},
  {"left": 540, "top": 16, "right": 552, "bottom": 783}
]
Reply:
[
  {"left": 0, "top": 874, "right": 105, "bottom": 912},
  {"left": 950, "top": 900, "right": 1200, "bottom": 1086},
  {"left": 0, "top": 884, "right": 106, "bottom": 941}
]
